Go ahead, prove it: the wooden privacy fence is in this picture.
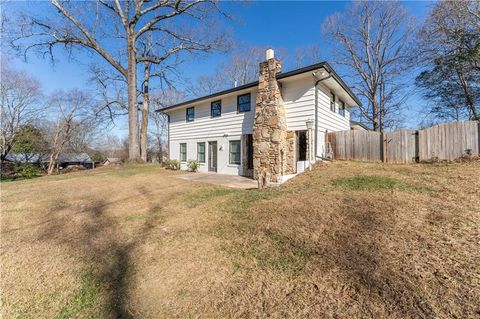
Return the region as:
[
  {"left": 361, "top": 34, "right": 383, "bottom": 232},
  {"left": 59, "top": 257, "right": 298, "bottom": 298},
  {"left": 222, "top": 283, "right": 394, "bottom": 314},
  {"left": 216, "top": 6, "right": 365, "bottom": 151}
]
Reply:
[{"left": 327, "top": 121, "right": 480, "bottom": 163}]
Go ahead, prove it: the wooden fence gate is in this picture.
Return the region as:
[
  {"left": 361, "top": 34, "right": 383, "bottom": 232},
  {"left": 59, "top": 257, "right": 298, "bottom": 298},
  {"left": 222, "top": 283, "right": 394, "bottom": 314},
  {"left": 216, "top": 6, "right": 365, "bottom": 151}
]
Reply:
[{"left": 327, "top": 121, "right": 479, "bottom": 163}]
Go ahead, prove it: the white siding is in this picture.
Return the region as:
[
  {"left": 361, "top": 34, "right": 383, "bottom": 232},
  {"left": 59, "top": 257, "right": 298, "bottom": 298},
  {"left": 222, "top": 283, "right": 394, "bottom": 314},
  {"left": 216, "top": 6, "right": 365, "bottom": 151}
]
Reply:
[
  {"left": 316, "top": 83, "right": 351, "bottom": 157},
  {"left": 167, "top": 88, "right": 255, "bottom": 175},
  {"left": 168, "top": 88, "right": 256, "bottom": 142},
  {"left": 169, "top": 136, "right": 244, "bottom": 175},
  {"left": 283, "top": 77, "right": 316, "bottom": 131}
]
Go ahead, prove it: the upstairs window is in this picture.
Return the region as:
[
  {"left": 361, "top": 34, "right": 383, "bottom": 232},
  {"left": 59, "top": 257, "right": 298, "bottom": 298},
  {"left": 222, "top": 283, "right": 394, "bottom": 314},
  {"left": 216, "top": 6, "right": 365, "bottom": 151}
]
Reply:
[
  {"left": 186, "top": 107, "right": 194, "bottom": 122},
  {"left": 330, "top": 93, "right": 336, "bottom": 112},
  {"left": 180, "top": 143, "right": 187, "bottom": 162},
  {"left": 237, "top": 93, "right": 251, "bottom": 113},
  {"left": 197, "top": 142, "right": 205, "bottom": 163},
  {"left": 211, "top": 100, "right": 221, "bottom": 118},
  {"left": 339, "top": 100, "right": 345, "bottom": 117},
  {"left": 229, "top": 140, "right": 241, "bottom": 165}
]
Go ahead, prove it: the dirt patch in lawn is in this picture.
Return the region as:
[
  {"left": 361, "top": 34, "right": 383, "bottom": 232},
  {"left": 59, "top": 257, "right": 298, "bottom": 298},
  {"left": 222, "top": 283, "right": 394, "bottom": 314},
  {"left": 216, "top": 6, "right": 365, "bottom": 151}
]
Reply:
[{"left": 1, "top": 162, "right": 479, "bottom": 318}]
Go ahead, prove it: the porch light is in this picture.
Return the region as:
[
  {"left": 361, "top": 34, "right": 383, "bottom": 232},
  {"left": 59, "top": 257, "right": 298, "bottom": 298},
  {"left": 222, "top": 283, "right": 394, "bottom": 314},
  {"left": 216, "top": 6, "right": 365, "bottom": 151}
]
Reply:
[{"left": 306, "top": 119, "right": 314, "bottom": 130}]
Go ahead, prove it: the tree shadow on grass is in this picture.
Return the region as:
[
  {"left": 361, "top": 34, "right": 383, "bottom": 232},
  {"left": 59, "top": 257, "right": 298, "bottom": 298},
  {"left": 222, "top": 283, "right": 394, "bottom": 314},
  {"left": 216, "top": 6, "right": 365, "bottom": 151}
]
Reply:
[
  {"left": 237, "top": 192, "right": 440, "bottom": 318},
  {"left": 318, "top": 195, "right": 437, "bottom": 318},
  {"left": 37, "top": 186, "right": 174, "bottom": 318}
]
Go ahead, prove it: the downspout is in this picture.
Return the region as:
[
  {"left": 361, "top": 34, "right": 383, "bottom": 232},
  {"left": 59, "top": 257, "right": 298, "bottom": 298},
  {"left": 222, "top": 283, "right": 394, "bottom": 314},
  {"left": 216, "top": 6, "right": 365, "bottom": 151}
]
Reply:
[
  {"left": 167, "top": 114, "right": 170, "bottom": 160},
  {"left": 313, "top": 70, "right": 332, "bottom": 160}
]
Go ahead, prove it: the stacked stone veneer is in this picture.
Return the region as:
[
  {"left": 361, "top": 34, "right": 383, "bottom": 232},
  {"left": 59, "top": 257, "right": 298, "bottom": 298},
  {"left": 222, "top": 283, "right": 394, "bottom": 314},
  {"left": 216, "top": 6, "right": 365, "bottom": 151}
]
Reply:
[{"left": 253, "top": 55, "right": 295, "bottom": 187}]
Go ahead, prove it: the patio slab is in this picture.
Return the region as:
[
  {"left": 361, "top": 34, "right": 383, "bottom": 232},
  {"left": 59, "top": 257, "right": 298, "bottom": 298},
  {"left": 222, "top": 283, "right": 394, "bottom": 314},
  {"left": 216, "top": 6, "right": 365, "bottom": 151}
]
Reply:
[{"left": 176, "top": 172, "right": 258, "bottom": 189}]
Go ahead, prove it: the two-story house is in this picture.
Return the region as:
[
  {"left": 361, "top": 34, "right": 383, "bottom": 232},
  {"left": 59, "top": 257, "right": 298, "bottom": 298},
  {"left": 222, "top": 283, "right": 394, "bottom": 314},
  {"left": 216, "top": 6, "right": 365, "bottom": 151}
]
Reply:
[{"left": 159, "top": 49, "right": 361, "bottom": 187}]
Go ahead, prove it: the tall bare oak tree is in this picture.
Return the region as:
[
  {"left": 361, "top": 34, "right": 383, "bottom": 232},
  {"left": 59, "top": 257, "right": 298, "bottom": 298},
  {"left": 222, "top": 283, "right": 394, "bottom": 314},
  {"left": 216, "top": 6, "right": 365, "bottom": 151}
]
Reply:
[
  {"left": 14, "top": 0, "right": 226, "bottom": 161},
  {"left": 322, "top": 1, "right": 414, "bottom": 131}
]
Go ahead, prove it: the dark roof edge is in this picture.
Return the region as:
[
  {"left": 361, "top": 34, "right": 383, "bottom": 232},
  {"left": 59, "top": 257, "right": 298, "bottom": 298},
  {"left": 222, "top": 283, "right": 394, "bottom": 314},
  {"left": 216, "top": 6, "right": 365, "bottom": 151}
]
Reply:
[
  {"left": 350, "top": 120, "right": 371, "bottom": 130},
  {"left": 158, "top": 81, "right": 259, "bottom": 112},
  {"left": 321, "top": 62, "right": 362, "bottom": 107},
  {"left": 157, "top": 62, "right": 361, "bottom": 112}
]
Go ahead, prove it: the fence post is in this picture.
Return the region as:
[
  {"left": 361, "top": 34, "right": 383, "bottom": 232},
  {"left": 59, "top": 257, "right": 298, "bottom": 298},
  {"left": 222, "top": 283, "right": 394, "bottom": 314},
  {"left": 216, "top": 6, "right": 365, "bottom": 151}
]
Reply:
[
  {"left": 381, "top": 132, "right": 387, "bottom": 163},
  {"left": 414, "top": 130, "right": 419, "bottom": 163},
  {"left": 478, "top": 121, "right": 480, "bottom": 157}
]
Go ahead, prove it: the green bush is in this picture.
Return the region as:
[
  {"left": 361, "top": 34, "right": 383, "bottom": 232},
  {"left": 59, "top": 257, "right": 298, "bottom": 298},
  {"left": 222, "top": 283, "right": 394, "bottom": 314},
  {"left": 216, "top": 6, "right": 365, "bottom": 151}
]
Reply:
[
  {"left": 16, "top": 164, "right": 40, "bottom": 179},
  {"left": 163, "top": 159, "right": 171, "bottom": 168},
  {"left": 187, "top": 160, "right": 199, "bottom": 172},
  {"left": 164, "top": 159, "right": 180, "bottom": 170}
]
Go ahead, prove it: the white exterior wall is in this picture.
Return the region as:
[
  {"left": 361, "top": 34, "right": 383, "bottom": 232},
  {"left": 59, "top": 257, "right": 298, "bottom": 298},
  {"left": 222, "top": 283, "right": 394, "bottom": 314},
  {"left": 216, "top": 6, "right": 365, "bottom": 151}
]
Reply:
[
  {"left": 166, "top": 76, "right": 354, "bottom": 176},
  {"left": 169, "top": 135, "right": 245, "bottom": 175},
  {"left": 282, "top": 77, "right": 351, "bottom": 159},
  {"left": 316, "top": 83, "right": 351, "bottom": 158},
  {"left": 283, "top": 77, "right": 316, "bottom": 131},
  {"left": 168, "top": 88, "right": 256, "bottom": 175}
]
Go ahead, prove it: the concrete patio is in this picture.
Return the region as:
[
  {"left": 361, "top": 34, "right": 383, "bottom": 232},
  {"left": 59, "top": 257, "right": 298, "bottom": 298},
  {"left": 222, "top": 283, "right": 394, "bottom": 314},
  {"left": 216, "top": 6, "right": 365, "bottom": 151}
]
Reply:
[{"left": 176, "top": 172, "right": 258, "bottom": 189}]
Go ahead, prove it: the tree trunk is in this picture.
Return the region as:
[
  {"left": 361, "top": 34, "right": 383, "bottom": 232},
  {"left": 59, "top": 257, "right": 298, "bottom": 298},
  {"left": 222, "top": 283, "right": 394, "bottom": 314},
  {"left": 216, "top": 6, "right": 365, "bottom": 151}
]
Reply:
[
  {"left": 457, "top": 69, "right": 479, "bottom": 120},
  {"left": 47, "top": 151, "right": 59, "bottom": 175},
  {"left": 140, "top": 62, "right": 150, "bottom": 162},
  {"left": 127, "top": 31, "right": 140, "bottom": 162},
  {"left": 1, "top": 145, "right": 12, "bottom": 163},
  {"left": 158, "top": 138, "right": 163, "bottom": 164},
  {"left": 372, "top": 98, "right": 379, "bottom": 131}
]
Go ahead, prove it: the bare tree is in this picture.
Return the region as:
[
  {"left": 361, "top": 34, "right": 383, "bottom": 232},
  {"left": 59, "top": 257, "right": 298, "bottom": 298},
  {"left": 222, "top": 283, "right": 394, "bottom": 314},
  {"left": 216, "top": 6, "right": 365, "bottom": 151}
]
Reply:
[
  {"left": 150, "top": 88, "right": 186, "bottom": 162},
  {"left": 322, "top": 1, "right": 414, "bottom": 131},
  {"left": 92, "top": 133, "right": 125, "bottom": 159},
  {"left": 89, "top": 63, "right": 129, "bottom": 124},
  {"left": 189, "top": 46, "right": 287, "bottom": 96},
  {"left": 0, "top": 66, "right": 42, "bottom": 162},
  {"left": 43, "top": 89, "right": 97, "bottom": 174},
  {"left": 137, "top": 31, "right": 182, "bottom": 161},
  {"left": 294, "top": 44, "right": 322, "bottom": 68},
  {"left": 416, "top": 1, "right": 480, "bottom": 121},
  {"left": 13, "top": 0, "right": 228, "bottom": 161}
]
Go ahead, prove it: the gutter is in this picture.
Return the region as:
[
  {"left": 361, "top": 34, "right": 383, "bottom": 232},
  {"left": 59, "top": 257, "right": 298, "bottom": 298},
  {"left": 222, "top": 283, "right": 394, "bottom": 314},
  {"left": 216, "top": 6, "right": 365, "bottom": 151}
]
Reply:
[
  {"left": 313, "top": 70, "right": 332, "bottom": 160},
  {"left": 157, "top": 62, "right": 362, "bottom": 113}
]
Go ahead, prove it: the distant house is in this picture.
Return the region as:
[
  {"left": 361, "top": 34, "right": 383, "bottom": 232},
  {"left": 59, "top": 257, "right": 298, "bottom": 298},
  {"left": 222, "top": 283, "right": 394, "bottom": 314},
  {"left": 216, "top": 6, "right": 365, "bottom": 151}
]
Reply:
[
  {"left": 158, "top": 49, "right": 361, "bottom": 186},
  {"left": 350, "top": 121, "right": 370, "bottom": 131},
  {"left": 103, "top": 157, "right": 122, "bottom": 165},
  {"left": 4, "top": 153, "right": 44, "bottom": 164},
  {"left": 57, "top": 153, "right": 95, "bottom": 169},
  {"left": 5, "top": 152, "right": 95, "bottom": 169}
]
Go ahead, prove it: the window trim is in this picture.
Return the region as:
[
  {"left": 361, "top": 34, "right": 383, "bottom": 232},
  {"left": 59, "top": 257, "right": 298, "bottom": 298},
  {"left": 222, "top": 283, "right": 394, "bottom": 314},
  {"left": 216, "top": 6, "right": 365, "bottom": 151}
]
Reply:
[
  {"left": 339, "top": 100, "right": 346, "bottom": 117},
  {"left": 186, "top": 107, "right": 195, "bottom": 122},
  {"left": 237, "top": 93, "right": 251, "bottom": 113},
  {"left": 180, "top": 143, "right": 187, "bottom": 162},
  {"left": 229, "top": 140, "right": 241, "bottom": 165},
  {"left": 197, "top": 142, "right": 206, "bottom": 163},
  {"left": 210, "top": 100, "right": 222, "bottom": 118},
  {"left": 330, "top": 92, "right": 336, "bottom": 112}
]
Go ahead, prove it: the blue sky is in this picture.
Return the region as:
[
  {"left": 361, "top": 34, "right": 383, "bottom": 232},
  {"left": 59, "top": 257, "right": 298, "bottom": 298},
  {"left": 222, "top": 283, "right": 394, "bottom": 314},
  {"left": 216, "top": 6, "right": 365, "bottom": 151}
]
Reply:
[{"left": 6, "top": 1, "right": 434, "bottom": 137}]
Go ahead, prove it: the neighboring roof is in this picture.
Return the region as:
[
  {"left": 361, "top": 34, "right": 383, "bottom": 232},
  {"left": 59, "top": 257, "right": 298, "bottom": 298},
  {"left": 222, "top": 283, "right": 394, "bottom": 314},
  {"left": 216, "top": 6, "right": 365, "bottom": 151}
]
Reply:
[
  {"left": 5, "top": 152, "right": 93, "bottom": 163},
  {"left": 104, "top": 157, "right": 122, "bottom": 163},
  {"left": 58, "top": 153, "right": 93, "bottom": 163},
  {"left": 5, "top": 153, "right": 44, "bottom": 163},
  {"left": 350, "top": 120, "right": 371, "bottom": 131},
  {"left": 157, "top": 62, "right": 362, "bottom": 112}
]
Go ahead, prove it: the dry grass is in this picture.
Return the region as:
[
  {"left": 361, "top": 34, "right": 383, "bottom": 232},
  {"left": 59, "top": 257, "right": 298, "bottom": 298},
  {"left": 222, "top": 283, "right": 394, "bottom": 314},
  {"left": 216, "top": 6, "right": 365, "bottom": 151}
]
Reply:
[{"left": 1, "top": 161, "right": 479, "bottom": 318}]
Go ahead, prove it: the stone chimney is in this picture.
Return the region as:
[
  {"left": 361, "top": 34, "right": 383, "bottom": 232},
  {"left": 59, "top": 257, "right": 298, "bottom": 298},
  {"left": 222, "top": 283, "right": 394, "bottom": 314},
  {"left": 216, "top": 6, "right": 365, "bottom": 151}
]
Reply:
[{"left": 253, "top": 49, "right": 290, "bottom": 187}]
